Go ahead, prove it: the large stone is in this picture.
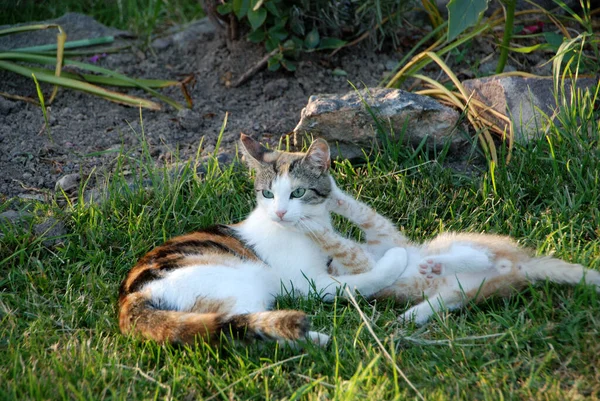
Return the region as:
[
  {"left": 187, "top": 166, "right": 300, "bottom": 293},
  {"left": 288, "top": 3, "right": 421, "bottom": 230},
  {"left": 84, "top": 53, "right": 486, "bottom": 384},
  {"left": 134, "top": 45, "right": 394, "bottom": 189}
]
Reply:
[
  {"left": 293, "top": 88, "right": 461, "bottom": 160},
  {"left": 462, "top": 76, "right": 599, "bottom": 142}
]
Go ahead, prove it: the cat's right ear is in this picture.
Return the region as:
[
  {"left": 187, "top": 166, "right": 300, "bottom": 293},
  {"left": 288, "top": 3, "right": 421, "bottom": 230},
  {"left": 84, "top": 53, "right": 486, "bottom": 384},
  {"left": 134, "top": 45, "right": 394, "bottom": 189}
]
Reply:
[{"left": 240, "top": 133, "right": 270, "bottom": 168}]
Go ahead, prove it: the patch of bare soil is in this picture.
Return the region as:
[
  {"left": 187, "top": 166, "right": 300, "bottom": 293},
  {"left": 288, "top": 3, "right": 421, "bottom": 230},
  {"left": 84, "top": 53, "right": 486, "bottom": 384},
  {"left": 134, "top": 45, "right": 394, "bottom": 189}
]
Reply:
[{"left": 0, "top": 13, "right": 415, "bottom": 201}]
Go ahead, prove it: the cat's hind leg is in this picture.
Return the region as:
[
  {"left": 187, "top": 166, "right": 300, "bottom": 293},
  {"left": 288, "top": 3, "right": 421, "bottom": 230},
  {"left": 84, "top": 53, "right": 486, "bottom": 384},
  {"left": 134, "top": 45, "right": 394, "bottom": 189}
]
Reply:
[
  {"left": 399, "top": 291, "right": 467, "bottom": 325},
  {"left": 418, "top": 245, "right": 493, "bottom": 278}
]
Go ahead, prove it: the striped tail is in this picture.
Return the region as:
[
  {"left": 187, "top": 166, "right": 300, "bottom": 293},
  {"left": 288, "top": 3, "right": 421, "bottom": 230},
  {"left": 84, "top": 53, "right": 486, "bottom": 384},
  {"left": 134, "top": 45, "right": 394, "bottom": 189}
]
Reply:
[
  {"left": 119, "top": 292, "right": 314, "bottom": 345},
  {"left": 521, "top": 256, "right": 600, "bottom": 291}
]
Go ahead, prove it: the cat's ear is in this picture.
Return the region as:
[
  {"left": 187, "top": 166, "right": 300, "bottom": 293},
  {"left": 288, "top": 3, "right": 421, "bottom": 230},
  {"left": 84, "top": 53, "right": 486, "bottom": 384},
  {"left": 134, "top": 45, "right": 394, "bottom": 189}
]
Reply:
[
  {"left": 302, "top": 138, "right": 330, "bottom": 172},
  {"left": 239, "top": 133, "right": 270, "bottom": 168}
]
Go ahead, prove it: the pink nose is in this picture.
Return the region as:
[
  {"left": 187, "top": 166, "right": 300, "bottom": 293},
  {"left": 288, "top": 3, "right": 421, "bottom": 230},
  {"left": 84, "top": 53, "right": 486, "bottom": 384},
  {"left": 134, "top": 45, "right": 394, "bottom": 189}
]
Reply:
[{"left": 276, "top": 210, "right": 287, "bottom": 220}]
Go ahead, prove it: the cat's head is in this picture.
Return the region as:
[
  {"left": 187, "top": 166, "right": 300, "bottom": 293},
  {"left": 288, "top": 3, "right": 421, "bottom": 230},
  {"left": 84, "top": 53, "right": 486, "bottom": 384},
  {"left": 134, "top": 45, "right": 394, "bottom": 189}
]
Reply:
[{"left": 240, "top": 134, "right": 332, "bottom": 224}]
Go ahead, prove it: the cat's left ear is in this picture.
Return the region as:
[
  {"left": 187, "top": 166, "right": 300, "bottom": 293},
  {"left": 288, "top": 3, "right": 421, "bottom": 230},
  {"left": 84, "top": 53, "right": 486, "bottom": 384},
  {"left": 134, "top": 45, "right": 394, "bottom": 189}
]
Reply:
[
  {"left": 303, "top": 138, "right": 331, "bottom": 172},
  {"left": 239, "top": 133, "right": 271, "bottom": 168}
]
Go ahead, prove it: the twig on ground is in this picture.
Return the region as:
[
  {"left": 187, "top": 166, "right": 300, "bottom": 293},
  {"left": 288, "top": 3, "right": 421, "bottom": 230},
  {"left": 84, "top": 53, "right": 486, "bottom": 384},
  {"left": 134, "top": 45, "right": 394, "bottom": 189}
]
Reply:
[
  {"left": 344, "top": 287, "right": 425, "bottom": 401},
  {"left": 293, "top": 373, "right": 337, "bottom": 389},
  {"left": 231, "top": 48, "right": 280, "bottom": 88},
  {"left": 396, "top": 332, "right": 506, "bottom": 347},
  {"left": 115, "top": 364, "right": 172, "bottom": 401}
]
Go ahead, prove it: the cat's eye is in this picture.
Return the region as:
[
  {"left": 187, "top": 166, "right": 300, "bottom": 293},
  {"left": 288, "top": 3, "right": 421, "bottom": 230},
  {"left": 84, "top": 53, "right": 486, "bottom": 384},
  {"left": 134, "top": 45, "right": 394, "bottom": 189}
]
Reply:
[
  {"left": 291, "top": 188, "right": 306, "bottom": 198},
  {"left": 262, "top": 190, "right": 274, "bottom": 199}
]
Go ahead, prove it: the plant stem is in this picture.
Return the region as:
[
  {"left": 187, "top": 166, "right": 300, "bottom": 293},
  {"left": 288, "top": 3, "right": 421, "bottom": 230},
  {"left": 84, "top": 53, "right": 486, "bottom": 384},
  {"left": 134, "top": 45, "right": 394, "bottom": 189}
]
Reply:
[{"left": 496, "top": 0, "right": 516, "bottom": 74}]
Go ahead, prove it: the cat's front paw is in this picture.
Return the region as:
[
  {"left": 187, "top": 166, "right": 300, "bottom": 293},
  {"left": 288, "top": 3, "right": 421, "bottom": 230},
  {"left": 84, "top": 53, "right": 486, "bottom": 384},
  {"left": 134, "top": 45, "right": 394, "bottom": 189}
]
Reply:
[
  {"left": 294, "top": 217, "right": 329, "bottom": 236},
  {"left": 418, "top": 258, "right": 445, "bottom": 279}
]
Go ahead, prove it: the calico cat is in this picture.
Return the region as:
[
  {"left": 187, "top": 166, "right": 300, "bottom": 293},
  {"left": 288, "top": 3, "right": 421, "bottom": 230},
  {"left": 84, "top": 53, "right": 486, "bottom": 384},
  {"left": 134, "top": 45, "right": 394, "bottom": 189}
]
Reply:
[
  {"left": 299, "top": 175, "right": 600, "bottom": 325},
  {"left": 118, "top": 134, "right": 408, "bottom": 346}
]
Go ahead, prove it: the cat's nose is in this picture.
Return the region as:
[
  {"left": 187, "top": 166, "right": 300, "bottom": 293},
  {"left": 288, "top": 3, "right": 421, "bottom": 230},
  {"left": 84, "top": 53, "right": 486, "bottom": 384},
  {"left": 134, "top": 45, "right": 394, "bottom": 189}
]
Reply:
[{"left": 276, "top": 210, "right": 287, "bottom": 220}]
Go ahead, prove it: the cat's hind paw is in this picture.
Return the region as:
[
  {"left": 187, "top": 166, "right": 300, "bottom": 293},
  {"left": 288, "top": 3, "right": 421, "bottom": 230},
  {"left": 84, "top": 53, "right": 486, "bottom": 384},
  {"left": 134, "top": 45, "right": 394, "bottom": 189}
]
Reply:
[
  {"left": 418, "top": 258, "right": 444, "bottom": 278},
  {"left": 306, "top": 331, "right": 330, "bottom": 347},
  {"left": 376, "top": 247, "right": 408, "bottom": 280}
]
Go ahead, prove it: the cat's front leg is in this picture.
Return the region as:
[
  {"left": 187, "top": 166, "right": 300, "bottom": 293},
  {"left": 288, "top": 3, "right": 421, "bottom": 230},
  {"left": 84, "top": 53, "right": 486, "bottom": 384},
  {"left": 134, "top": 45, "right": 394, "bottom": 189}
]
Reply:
[
  {"left": 326, "top": 176, "right": 409, "bottom": 258},
  {"left": 294, "top": 216, "right": 374, "bottom": 274},
  {"left": 316, "top": 247, "right": 409, "bottom": 301}
]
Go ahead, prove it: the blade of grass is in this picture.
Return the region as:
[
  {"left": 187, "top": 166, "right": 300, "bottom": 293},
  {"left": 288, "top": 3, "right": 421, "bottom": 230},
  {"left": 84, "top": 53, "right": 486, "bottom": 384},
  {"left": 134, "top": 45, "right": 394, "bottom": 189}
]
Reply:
[
  {"left": 386, "top": 23, "right": 489, "bottom": 88},
  {"left": 31, "top": 73, "right": 52, "bottom": 138}
]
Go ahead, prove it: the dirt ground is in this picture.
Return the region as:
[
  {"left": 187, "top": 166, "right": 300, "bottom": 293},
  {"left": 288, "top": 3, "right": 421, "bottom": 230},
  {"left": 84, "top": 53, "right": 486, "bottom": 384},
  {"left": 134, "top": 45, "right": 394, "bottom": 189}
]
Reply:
[{"left": 0, "top": 13, "right": 425, "bottom": 201}]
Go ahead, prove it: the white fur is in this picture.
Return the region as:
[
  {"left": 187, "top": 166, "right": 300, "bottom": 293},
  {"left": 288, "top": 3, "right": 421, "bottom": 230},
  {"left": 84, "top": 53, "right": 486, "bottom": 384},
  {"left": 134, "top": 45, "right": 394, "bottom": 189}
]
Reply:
[{"left": 143, "top": 171, "right": 408, "bottom": 346}]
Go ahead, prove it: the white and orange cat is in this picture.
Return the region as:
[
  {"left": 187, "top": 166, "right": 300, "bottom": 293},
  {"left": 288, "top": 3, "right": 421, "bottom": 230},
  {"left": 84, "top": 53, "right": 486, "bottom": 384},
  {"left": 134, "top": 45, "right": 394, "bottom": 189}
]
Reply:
[{"left": 118, "top": 134, "right": 600, "bottom": 346}]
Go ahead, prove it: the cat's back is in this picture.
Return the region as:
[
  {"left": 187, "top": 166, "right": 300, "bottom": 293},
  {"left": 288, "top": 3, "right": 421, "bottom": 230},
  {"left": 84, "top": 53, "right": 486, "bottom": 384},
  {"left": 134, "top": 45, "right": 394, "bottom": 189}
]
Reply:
[{"left": 119, "top": 224, "right": 261, "bottom": 302}]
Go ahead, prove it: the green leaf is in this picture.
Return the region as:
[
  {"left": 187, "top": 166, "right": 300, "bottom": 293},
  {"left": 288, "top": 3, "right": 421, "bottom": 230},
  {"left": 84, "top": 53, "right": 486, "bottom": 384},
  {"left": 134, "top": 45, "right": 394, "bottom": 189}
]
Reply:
[
  {"left": 264, "top": 1, "right": 281, "bottom": 17},
  {"left": 267, "top": 55, "right": 281, "bottom": 71},
  {"left": 290, "top": 19, "right": 305, "bottom": 36},
  {"left": 217, "top": 3, "right": 233, "bottom": 14},
  {"left": 265, "top": 35, "right": 279, "bottom": 52},
  {"left": 544, "top": 32, "right": 564, "bottom": 50},
  {"left": 268, "top": 25, "right": 288, "bottom": 42},
  {"left": 233, "top": 0, "right": 250, "bottom": 19},
  {"left": 304, "top": 29, "right": 320, "bottom": 49},
  {"left": 247, "top": 29, "right": 266, "bottom": 43},
  {"left": 446, "top": 0, "right": 488, "bottom": 42},
  {"left": 247, "top": 7, "right": 267, "bottom": 30},
  {"left": 280, "top": 58, "right": 296, "bottom": 71},
  {"left": 317, "top": 37, "right": 346, "bottom": 50}
]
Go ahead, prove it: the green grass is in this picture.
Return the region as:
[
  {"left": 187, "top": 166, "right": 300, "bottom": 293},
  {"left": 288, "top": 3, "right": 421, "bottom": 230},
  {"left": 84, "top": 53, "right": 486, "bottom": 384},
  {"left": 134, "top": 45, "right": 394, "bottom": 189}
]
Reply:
[
  {"left": 0, "top": 0, "right": 205, "bottom": 37},
  {"left": 2, "top": 82, "right": 600, "bottom": 399}
]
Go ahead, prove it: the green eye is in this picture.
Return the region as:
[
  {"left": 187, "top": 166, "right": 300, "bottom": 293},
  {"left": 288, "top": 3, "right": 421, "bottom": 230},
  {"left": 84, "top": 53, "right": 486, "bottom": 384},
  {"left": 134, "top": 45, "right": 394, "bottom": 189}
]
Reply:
[
  {"left": 291, "top": 188, "right": 306, "bottom": 198},
  {"left": 262, "top": 190, "right": 274, "bottom": 199}
]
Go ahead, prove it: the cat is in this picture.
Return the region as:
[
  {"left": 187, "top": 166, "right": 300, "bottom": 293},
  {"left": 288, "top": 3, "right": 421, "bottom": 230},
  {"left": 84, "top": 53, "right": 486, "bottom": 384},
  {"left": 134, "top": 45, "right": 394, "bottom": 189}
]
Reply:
[
  {"left": 118, "top": 134, "right": 408, "bottom": 347},
  {"left": 297, "top": 174, "right": 600, "bottom": 326}
]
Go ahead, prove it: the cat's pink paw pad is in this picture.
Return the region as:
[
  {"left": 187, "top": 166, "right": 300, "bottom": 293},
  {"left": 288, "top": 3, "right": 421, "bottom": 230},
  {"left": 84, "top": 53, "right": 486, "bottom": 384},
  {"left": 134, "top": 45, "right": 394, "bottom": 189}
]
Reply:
[{"left": 418, "top": 259, "right": 444, "bottom": 278}]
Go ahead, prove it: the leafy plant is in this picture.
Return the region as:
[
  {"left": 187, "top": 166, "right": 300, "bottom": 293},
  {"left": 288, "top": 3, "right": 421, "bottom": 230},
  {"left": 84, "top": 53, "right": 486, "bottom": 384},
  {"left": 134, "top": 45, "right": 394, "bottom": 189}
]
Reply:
[{"left": 215, "top": 0, "right": 347, "bottom": 72}]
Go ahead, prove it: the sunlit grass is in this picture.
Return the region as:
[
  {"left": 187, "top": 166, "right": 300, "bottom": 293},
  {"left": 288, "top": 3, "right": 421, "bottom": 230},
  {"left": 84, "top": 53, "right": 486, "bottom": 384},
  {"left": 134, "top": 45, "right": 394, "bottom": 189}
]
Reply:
[{"left": 2, "top": 77, "right": 600, "bottom": 399}]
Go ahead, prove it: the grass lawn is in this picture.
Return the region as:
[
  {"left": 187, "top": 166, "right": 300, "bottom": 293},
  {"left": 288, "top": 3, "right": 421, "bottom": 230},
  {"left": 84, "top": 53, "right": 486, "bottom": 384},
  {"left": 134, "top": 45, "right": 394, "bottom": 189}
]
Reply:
[{"left": 1, "top": 81, "right": 599, "bottom": 400}]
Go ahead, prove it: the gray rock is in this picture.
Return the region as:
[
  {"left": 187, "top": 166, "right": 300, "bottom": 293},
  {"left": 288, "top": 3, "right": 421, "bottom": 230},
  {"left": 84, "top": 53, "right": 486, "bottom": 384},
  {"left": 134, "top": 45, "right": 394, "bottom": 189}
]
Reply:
[
  {"left": 55, "top": 173, "right": 80, "bottom": 193},
  {"left": 177, "top": 109, "right": 203, "bottom": 131},
  {"left": 171, "top": 18, "right": 216, "bottom": 48},
  {"left": 0, "top": 12, "right": 129, "bottom": 52},
  {"left": 293, "top": 88, "right": 462, "bottom": 160},
  {"left": 34, "top": 217, "right": 67, "bottom": 246},
  {"left": 0, "top": 210, "right": 33, "bottom": 225},
  {"left": 462, "top": 76, "right": 599, "bottom": 142},
  {"left": 263, "top": 79, "right": 289, "bottom": 99}
]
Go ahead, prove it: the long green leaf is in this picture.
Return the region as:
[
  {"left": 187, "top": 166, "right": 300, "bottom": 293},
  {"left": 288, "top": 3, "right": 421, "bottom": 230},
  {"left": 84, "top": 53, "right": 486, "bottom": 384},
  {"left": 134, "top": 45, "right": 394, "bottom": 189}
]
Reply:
[
  {"left": 11, "top": 37, "right": 114, "bottom": 53},
  {"left": 0, "top": 52, "right": 183, "bottom": 110},
  {"left": 0, "top": 24, "right": 62, "bottom": 37},
  {"left": 26, "top": 66, "right": 179, "bottom": 88},
  {"left": 0, "top": 60, "right": 161, "bottom": 110}
]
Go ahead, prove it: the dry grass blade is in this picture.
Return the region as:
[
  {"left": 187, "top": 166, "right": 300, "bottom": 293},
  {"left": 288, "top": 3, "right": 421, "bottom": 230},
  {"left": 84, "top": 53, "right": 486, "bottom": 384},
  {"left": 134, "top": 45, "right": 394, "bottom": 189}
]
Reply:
[
  {"left": 49, "top": 26, "right": 66, "bottom": 104},
  {"left": 343, "top": 287, "right": 425, "bottom": 401}
]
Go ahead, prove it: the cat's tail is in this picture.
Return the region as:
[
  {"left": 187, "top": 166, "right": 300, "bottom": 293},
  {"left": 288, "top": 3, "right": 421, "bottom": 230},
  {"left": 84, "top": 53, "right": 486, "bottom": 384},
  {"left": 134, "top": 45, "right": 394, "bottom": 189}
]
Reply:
[
  {"left": 521, "top": 256, "right": 600, "bottom": 291},
  {"left": 119, "top": 292, "right": 329, "bottom": 346}
]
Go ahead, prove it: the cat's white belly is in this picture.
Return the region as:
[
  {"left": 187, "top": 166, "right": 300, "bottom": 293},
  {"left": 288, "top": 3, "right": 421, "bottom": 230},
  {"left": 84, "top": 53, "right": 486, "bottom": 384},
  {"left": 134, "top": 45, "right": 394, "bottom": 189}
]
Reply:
[{"left": 145, "top": 262, "right": 280, "bottom": 315}]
